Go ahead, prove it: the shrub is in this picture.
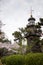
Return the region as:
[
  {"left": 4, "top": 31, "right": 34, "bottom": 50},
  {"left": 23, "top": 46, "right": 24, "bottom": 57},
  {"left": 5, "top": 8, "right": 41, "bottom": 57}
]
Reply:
[
  {"left": 0, "top": 47, "right": 8, "bottom": 57},
  {"left": 1, "top": 53, "right": 43, "bottom": 65},
  {"left": 0, "top": 60, "right": 3, "bottom": 65},
  {"left": 25, "top": 53, "right": 43, "bottom": 65},
  {"left": 1, "top": 55, "right": 25, "bottom": 65}
]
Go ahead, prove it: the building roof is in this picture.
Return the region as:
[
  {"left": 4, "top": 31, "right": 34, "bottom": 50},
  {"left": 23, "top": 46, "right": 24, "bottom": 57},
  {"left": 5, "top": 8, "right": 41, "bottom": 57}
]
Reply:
[{"left": 28, "top": 15, "right": 35, "bottom": 21}]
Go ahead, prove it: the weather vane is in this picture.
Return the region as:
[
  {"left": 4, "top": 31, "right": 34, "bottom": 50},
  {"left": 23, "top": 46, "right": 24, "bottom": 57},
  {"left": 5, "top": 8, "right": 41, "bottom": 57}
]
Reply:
[{"left": 30, "top": 7, "right": 34, "bottom": 17}]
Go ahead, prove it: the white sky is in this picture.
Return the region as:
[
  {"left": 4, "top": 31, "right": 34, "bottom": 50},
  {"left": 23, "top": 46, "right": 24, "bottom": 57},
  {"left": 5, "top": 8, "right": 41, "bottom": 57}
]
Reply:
[{"left": 0, "top": 0, "right": 43, "bottom": 42}]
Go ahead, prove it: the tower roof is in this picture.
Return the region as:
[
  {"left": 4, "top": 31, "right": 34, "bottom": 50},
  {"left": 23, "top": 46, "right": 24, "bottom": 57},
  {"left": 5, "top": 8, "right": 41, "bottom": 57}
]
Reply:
[{"left": 28, "top": 15, "right": 35, "bottom": 21}]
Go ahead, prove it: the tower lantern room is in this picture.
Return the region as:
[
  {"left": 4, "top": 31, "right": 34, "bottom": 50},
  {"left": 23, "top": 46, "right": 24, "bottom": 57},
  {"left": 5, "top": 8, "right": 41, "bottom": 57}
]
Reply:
[
  {"left": 28, "top": 15, "right": 35, "bottom": 25},
  {"left": 28, "top": 8, "right": 35, "bottom": 26}
]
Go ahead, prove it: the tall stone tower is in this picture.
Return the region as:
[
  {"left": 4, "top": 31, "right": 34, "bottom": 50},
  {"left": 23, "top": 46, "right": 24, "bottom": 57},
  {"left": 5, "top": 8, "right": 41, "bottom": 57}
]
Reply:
[
  {"left": 25, "top": 14, "right": 35, "bottom": 45},
  {"left": 25, "top": 13, "right": 42, "bottom": 52}
]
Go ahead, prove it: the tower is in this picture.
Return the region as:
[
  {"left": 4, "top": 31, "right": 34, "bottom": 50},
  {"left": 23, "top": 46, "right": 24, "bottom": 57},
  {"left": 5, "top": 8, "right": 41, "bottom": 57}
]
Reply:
[
  {"left": 25, "top": 14, "right": 36, "bottom": 46},
  {"left": 25, "top": 12, "right": 42, "bottom": 52}
]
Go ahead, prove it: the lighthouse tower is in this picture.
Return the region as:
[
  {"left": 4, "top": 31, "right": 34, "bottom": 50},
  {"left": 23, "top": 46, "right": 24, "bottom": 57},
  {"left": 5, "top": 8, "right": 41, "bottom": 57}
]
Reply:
[{"left": 25, "top": 10, "right": 42, "bottom": 52}]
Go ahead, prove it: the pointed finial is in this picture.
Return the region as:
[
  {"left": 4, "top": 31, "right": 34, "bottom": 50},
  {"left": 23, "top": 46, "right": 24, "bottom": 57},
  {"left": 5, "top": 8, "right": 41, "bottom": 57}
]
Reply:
[{"left": 30, "top": 7, "right": 34, "bottom": 17}]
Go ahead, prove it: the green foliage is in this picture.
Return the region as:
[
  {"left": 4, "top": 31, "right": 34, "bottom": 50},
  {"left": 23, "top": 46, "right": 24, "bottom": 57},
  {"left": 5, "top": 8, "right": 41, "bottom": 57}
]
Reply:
[
  {"left": 1, "top": 55, "right": 25, "bottom": 65},
  {"left": 41, "top": 39, "right": 43, "bottom": 45},
  {"left": 12, "top": 31, "right": 22, "bottom": 39},
  {"left": 0, "top": 39, "right": 3, "bottom": 42},
  {"left": 0, "top": 31, "right": 10, "bottom": 43},
  {"left": 3, "top": 39, "right": 11, "bottom": 43},
  {"left": 19, "top": 28, "right": 25, "bottom": 33},
  {"left": 25, "top": 53, "right": 43, "bottom": 65},
  {"left": 0, "top": 60, "right": 3, "bottom": 65},
  {"left": 12, "top": 31, "right": 22, "bottom": 45},
  {"left": 0, "top": 48, "right": 8, "bottom": 57},
  {"left": 1, "top": 53, "right": 43, "bottom": 65}
]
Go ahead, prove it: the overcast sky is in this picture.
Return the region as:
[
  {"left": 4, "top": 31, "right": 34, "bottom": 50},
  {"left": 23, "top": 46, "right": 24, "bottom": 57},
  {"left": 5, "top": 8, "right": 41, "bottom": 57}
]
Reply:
[{"left": 0, "top": 0, "right": 43, "bottom": 42}]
